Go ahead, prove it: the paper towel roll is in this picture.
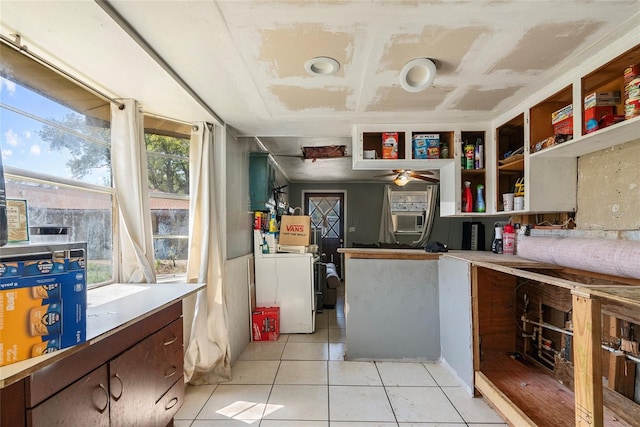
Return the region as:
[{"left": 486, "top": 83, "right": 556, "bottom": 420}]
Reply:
[{"left": 517, "top": 236, "right": 640, "bottom": 279}]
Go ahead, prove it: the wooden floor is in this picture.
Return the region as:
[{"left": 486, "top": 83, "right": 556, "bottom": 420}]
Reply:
[{"left": 480, "top": 350, "right": 631, "bottom": 427}]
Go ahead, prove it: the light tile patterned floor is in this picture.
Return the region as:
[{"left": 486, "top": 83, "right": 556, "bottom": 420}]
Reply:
[{"left": 175, "top": 285, "right": 507, "bottom": 427}]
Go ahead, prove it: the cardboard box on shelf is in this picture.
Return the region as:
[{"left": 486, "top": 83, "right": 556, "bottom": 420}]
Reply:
[
  {"left": 584, "top": 91, "right": 621, "bottom": 109},
  {"left": 382, "top": 132, "right": 398, "bottom": 159},
  {"left": 551, "top": 104, "right": 573, "bottom": 124},
  {"left": 413, "top": 146, "right": 428, "bottom": 159},
  {"left": 252, "top": 307, "right": 279, "bottom": 341},
  {"left": 413, "top": 134, "right": 440, "bottom": 159},
  {"left": 584, "top": 105, "right": 616, "bottom": 133},
  {"left": 553, "top": 117, "right": 573, "bottom": 135},
  {"left": 0, "top": 261, "right": 87, "bottom": 366}
]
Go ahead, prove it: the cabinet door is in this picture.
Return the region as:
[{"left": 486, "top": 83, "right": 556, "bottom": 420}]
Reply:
[
  {"left": 27, "top": 365, "right": 109, "bottom": 426},
  {"left": 109, "top": 334, "right": 157, "bottom": 427},
  {"left": 249, "top": 152, "right": 274, "bottom": 211}
]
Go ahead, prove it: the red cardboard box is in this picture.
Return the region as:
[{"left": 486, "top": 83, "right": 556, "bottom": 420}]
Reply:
[
  {"left": 584, "top": 105, "right": 615, "bottom": 133},
  {"left": 553, "top": 116, "right": 573, "bottom": 135},
  {"left": 252, "top": 307, "right": 279, "bottom": 341}
]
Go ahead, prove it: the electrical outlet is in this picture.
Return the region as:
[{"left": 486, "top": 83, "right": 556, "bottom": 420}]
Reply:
[{"left": 348, "top": 226, "right": 356, "bottom": 232}]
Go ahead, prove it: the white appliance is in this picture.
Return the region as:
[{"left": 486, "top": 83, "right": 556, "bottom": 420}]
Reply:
[{"left": 254, "top": 230, "right": 316, "bottom": 333}]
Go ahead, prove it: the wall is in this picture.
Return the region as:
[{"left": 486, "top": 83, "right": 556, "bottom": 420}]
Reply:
[
  {"left": 224, "top": 135, "right": 291, "bottom": 363},
  {"left": 226, "top": 134, "right": 257, "bottom": 259},
  {"left": 289, "top": 182, "right": 506, "bottom": 250},
  {"left": 225, "top": 254, "right": 252, "bottom": 364},
  {"left": 577, "top": 139, "right": 640, "bottom": 231}
]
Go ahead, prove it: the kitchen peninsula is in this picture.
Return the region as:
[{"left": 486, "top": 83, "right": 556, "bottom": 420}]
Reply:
[
  {"left": 339, "top": 247, "right": 640, "bottom": 427},
  {"left": 339, "top": 248, "right": 440, "bottom": 361}
]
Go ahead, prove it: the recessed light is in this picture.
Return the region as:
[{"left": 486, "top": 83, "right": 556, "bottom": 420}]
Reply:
[
  {"left": 400, "top": 58, "right": 436, "bottom": 92},
  {"left": 304, "top": 57, "right": 340, "bottom": 76}
]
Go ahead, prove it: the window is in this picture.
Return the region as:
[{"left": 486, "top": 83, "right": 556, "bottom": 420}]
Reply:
[
  {"left": 145, "top": 127, "right": 190, "bottom": 280},
  {"left": 1, "top": 45, "right": 115, "bottom": 286}
]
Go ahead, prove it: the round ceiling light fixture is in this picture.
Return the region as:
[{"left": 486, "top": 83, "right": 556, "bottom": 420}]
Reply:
[
  {"left": 304, "top": 56, "right": 340, "bottom": 76},
  {"left": 399, "top": 58, "right": 436, "bottom": 92},
  {"left": 393, "top": 171, "right": 410, "bottom": 186}
]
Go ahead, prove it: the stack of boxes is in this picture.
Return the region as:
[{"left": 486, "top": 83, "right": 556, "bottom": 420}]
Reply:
[
  {"left": 0, "top": 246, "right": 87, "bottom": 366},
  {"left": 551, "top": 104, "right": 573, "bottom": 136},
  {"left": 412, "top": 134, "right": 440, "bottom": 159},
  {"left": 584, "top": 91, "right": 622, "bottom": 133}
]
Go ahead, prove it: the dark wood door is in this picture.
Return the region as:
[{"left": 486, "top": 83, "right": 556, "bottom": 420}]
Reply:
[
  {"left": 109, "top": 334, "right": 157, "bottom": 427},
  {"left": 27, "top": 365, "right": 110, "bottom": 426},
  {"left": 304, "top": 192, "right": 344, "bottom": 276}
]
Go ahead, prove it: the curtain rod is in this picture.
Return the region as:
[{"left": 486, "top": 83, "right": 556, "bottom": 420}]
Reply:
[
  {"left": 0, "top": 33, "right": 125, "bottom": 110},
  {"left": 95, "top": 0, "right": 225, "bottom": 127}
]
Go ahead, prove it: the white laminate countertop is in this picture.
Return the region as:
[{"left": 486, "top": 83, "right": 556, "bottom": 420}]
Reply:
[{"left": 0, "top": 282, "right": 205, "bottom": 388}]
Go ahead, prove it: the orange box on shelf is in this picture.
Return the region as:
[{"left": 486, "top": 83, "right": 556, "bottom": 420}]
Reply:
[
  {"left": 381, "top": 132, "right": 398, "bottom": 159},
  {"left": 553, "top": 116, "right": 573, "bottom": 135},
  {"left": 252, "top": 306, "right": 279, "bottom": 341},
  {"left": 584, "top": 105, "right": 616, "bottom": 133}
]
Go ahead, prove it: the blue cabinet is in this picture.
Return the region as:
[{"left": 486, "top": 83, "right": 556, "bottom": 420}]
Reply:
[{"left": 249, "top": 152, "right": 275, "bottom": 211}]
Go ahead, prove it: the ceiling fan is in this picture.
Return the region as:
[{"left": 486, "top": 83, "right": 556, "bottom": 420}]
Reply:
[{"left": 374, "top": 169, "right": 439, "bottom": 186}]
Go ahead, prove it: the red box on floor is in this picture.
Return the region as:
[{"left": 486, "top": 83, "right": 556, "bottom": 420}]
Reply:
[{"left": 252, "top": 307, "right": 279, "bottom": 341}]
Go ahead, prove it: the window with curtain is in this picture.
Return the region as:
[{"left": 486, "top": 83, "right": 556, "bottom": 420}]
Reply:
[
  {"left": 0, "top": 43, "right": 115, "bottom": 286},
  {"left": 144, "top": 125, "right": 190, "bottom": 280}
]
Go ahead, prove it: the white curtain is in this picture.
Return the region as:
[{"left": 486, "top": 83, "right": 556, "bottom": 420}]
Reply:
[
  {"left": 410, "top": 184, "right": 439, "bottom": 247},
  {"left": 378, "top": 185, "right": 397, "bottom": 244},
  {"left": 110, "top": 99, "right": 156, "bottom": 283},
  {"left": 183, "top": 122, "right": 231, "bottom": 385}
]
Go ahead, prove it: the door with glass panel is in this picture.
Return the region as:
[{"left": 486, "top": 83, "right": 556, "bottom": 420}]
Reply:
[{"left": 304, "top": 193, "right": 344, "bottom": 276}]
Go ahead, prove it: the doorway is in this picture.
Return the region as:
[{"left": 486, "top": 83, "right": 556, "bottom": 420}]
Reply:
[{"left": 304, "top": 192, "right": 345, "bottom": 277}]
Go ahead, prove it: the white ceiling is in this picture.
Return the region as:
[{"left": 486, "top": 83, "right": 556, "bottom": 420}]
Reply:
[{"left": 1, "top": 0, "right": 639, "bottom": 183}]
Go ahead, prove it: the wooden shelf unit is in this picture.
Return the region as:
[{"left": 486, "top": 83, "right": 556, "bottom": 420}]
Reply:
[
  {"left": 472, "top": 264, "right": 640, "bottom": 427},
  {"left": 495, "top": 114, "right": 524, "bottom": 213}
]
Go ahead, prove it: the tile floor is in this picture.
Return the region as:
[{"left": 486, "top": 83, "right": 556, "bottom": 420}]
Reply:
[{"left": 175, "top": 286, "right": 507, "bottom": 427}]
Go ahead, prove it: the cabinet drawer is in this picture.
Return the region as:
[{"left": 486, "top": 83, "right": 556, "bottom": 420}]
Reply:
[
  {"left": 156, "top": 317, "right": 183, "bottom": 358},
  {"left": 27, "top": 365, "right": 109, "bottom": 427},
  {"left": 155, "top": 376, "right": 184, "bottom": 427},
  {"left": 156, "top": 345, "right": 183, "bottom": 402}
]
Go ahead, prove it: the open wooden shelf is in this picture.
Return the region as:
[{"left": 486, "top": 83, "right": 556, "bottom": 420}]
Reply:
[{"left": 478, "top": 351, "right": 631, "bottom": 427}]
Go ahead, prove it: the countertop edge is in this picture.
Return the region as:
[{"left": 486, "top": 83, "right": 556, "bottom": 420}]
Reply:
[{"left": 0, "top": 282, "right": 205, "bottom": 388}]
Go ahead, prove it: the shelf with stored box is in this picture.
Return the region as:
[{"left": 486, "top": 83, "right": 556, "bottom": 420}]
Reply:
[
  {"left": 529, "top": 42, "right": 640, "bottom": 159},
  {"left": 352, "top": 125, "right": 494, "bottom": 217},
  {"left": 352, "top": 125, "right": 455, "bottom": 171},
  {"left": 493, "top": 104, "right": 578, "bottom": 216}
]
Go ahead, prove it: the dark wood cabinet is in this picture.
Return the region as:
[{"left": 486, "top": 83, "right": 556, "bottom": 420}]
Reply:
[
  {"left": 27, "top": 366, "right": 110, "bottom": 426},
  {"left": 110, "top": 318, "right": 184, "bottom": 427},
  {"left": 3, "top": 302, "right": 184, "bottom": 427}
]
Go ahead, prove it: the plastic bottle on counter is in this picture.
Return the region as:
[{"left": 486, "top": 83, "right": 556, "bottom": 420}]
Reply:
[
  {"left": 463, "top": 181, "right": 473, "bottom": 213},
  {"left": 503, "top": 224, "right": 516, "bottom": 255}
]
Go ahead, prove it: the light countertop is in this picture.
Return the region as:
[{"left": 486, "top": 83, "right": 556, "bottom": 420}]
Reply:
[{"left": 0, "top": 282, "right": 205, "bottom": 388}]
